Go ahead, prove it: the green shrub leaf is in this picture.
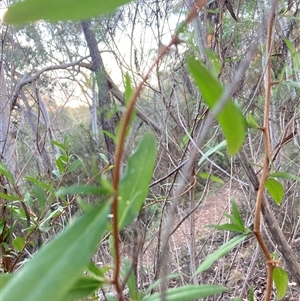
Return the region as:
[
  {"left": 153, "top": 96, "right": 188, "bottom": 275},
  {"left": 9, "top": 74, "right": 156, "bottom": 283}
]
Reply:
[
  {"left": 0, "top": 192, "right": 20, "bottom": 201},
  {"left": 273, "top": 267, "right": 288, "bottom": 300},
  {"left": 284, "top": 39, "right": 300, "bottom": 70},
  {"left": 206, "top": 223, "right": 245, "bottom": 233},
  {"left": 143, "top": 285, "right": 228, "bottom": 301},
  {"left": 0, "top": 274, "right": 13, "bottom": 289},
  {"left": 231, "top": 199, "right": 244, "bottom": 229},
  {"left": 0, "top": 162, "right": 15, "bottom": 184},
  {"left": 56, "top": 184, "right": 112, "bottom": 196},
  {"left": 188, "top": 58, "right": 245, "bottom": 155},
  {"left": 199, "top": 172, "right": 224, "bottom": 184},
  {"left": 12, "top": 236, "right": 25, "bottom": 252},
  {"left": 118, "top": 133, "right": 157, "bottom": 229},
  {"left": 1, "top": 203, "right": 109, "bottom": 301},
  {"left": 4, "top": 0, "right": 133, "bottom": 24},
  {"left": 63, "top": 276, "right": 104, "bottom": 301},
  {"left": 269, "top": 171, "right": 300, "bottom": 182},
  {"left": 196, "top": 234, "right": 248, "bottom": 274},
  {"left": 198, "top": 140, "right": 227, "bottom": 165},
  {"left": 123, "top": 258, "right": 138, "bottom": 300},
  {"left": 265, "top": 178, "right": 284, "bottom": 205}
]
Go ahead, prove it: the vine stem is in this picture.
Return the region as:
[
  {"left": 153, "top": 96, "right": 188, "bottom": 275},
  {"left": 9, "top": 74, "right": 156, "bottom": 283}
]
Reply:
[
  {"left": 110, "top": 1, "right": 207, "bottom": 298},
  {"left": 253, "top": 2, "right": 277, "bottom": 301}
]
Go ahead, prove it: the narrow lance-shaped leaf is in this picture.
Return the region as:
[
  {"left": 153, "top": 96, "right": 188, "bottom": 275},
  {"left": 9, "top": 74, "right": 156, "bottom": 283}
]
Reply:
[
  {"left": 231, "top": 199, "right": 244, "bottom": 230},
  {"left": 4, "top": 0, "right": 134, "bottom": 24},
  {"left": 198, "top": 140, "right": 227, "bottom": 166},
  {"left": 0, "top": 162, "right": 15, "bottom": 184},
  {"left": 123, "top": 258, "right": 138, "bottom": 300},
  {"left": 118, "top": 133, "right": 157, "bottom": 229},
  {"left": 142, "top": 285, "right": 229, "bottom": 301},
  {"left": 284, "top": 39, "right": 300, "bottom": 70},
  {"left": 269, "top": 171, "right": 300, "bottom": 182},
  {"left": 56, "top": 184, "right": 112, "bottom": 197},
  {"left": 120, "top": 73, "right": 136, "bottom": 139},
  {"left": 63, "top": 277, "right": 105, "bottom": 301},
  {"left": 196, "top": 234, "right": 248, "bottom": 274},
  {"left": 188, "top": 58, "right": 245, "bottom": 155},
  {"left": 1, "top": 203, "right": 109, "bottom": 301}
]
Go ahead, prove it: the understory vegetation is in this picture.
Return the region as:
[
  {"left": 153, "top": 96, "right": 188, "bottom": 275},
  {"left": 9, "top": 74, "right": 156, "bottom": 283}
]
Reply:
[{"left": 1, "top": 0, "right": 300, "bottom": 300}]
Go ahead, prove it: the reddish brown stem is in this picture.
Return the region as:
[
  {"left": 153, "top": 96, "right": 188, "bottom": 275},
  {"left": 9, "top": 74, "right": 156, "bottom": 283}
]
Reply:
[{"left": 110, "top": 1, "right": 208, "bottom": 297}]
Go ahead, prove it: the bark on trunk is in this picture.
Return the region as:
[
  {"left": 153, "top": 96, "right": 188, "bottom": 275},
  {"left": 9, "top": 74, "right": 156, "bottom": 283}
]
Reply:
[
  {"left": 81, "top": 21, "right": 116, "bottom": 161},
  {"left": 0, "top": 62, "right": 18, "bottom": 271},
  {"left": 0, "top": 63, "right": 18, "bottom": 176}
]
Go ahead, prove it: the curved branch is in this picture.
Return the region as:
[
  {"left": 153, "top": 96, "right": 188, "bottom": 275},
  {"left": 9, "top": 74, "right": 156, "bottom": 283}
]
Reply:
[{"left": 11, "top": 56, "right": 89, "bottom": 108}]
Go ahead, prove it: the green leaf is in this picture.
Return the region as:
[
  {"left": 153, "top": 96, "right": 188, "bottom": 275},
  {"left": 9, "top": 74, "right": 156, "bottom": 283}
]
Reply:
[
  {"left": 63, "top": 276, "right": 104, "bottom": 301},
  {"left": 123, "top": 258, "right": 138, "bottom": 300},
  {"left": 269, "top": 171, "right": 300, "bottom": 182},
  {"left": 145, "top": 274, "right": 178, "bottom": 294},
  {"left": 52, "top": 141, "right": 67, "bottom": 156},
  {"left": 0, "top": 162, "right": 15, "bottom": 184},
  {"left": 12, "top": 236, "right": 25, "bottom": 252},
  {"left": 142, "top": 285, "right": 228, "bottom": 301},
  {"left": 273, "top": 267, "right": 288, "bottom": 300},
  {"left": 124, "top": 73, "right": 133, "bottom": 105},
  {"left": 118, "top": 133, "right": 157, "bottom": 229},
  {"left": 4, "top": 0, "right": 133, "bottom": 24},
  {"left": 198, "top": 140, "right": 227, "bottom": 166},
  {"left": 206, "top": 223, "right": 245, "bottom": 233},
  {"left": 188, "top": 58, "right": 245, "bottom": 155},
  {"left": 102, "top": 130, "right": 117, "bottom": 142},
  {"left": 281, "top": 80, "right": 300, "bottom": 88},
  {"left": 25, "top": 176, "right": 53, "bottom": 190},
  {"left": 100, "top": 153, "right": 109, "bottom": 164},
  {"left": 56, "top": 185, "right": 112, "bottom": 197},
  {"left": 205, "top": 50, "right": 221, "bottom": 75},
  {"left": 87, "top": 261, "right": 111, "bottom": 279},
  {"left": 265, "top": 178, "right": 284, "bottom": 205},
  {"left": 246, "top": 112, "right": 259, "bottom": 128},
  {"left": 35, "top": 185, "right": 46, "bottom": 210},
  {"left": 56, "top": 157, "right": 65, "bottom": 173},
  {"left": 0, "top": 192, "right": 20, "bottom": 201},
  {"left": 231, "top": 199, "right": 244, "bottom": 230},
  {"left": 0, "top": 274, "right": 13, "bottom": 289},
  {"left": 199, "top": 172, "right": 224, "bottom": 184},
  {"left": 1, "top": 203, "right": 109, "bottom": 301},
  {"left": 196, "top": 234, "right": 248, "bottom": 274},
  {"left": 249, "top": 286, "right": 254, "bottom": 301},
  {"left": 122, "top": 73, "right": 136, "bottom": 135},
  {"left": 175, "top": 21, "right": 187, "bottom": 35},
  {"left": 180, "top": 131, "right": 192, "bottom": 150},
  {"left": 0, "top": 219, "right": 5, "bottom": 235},
  {"left": 67, "top": 158, "right": 83, "bottom": 173},
  {"left": 222, "top": 213, "right": 242, "bottom": 228},
  {"left": 284, "top": 39, "right": 300, "bottom": 70}
]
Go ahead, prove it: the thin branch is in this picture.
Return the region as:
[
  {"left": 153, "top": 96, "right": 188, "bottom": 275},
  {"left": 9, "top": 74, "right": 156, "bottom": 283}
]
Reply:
[{"left": 10, "top": 56, "right": 89, "bottom": 108}]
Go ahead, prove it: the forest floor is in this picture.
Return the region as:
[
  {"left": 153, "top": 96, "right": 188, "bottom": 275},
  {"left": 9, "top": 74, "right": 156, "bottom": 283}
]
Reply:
[
  {"left": 139, "top": 184, "right": 300, "bottom": 301},
  {"left": 96, "top": 184, "right": 300, "bottom": 300}
]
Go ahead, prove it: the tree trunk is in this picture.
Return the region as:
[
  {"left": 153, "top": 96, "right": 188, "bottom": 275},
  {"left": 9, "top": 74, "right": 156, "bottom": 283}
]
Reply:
[
  {"left": 81, "top": 21, "right": 116, "bottom": 162},
  {"left": 0, "top": 63, "right": 18, "bottom": 177},
  {"left": 0, "top": 62, "right": 18, "bottom": 271}
]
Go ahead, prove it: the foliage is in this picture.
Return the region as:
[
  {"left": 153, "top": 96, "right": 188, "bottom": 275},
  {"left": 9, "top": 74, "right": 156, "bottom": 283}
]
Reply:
[
  {"left": 4, "top": 0, "right": 132, "bottom": 24},
  {"left": 1, "top": 0, "right": 299, "bottom": 300}
]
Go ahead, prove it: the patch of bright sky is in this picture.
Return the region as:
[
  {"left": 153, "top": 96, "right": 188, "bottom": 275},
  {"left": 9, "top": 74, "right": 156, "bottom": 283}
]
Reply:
[
  {"left": 0, "top": 2, "right": 7, "bottom": 20},
  {"left": 101, "top": 5, "right": 186, "bottom": 87},
  {"left": 0, "top": 2, "right": 187, "bottom": 108}
]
